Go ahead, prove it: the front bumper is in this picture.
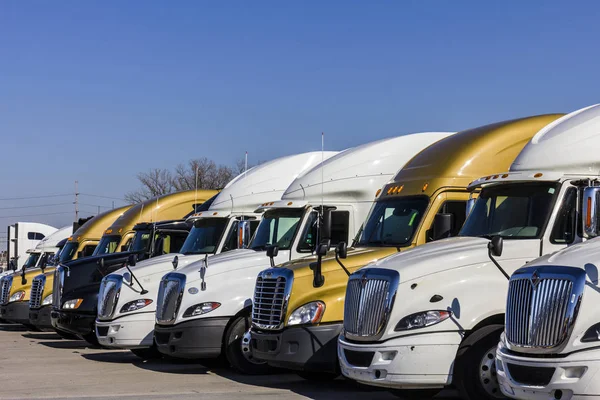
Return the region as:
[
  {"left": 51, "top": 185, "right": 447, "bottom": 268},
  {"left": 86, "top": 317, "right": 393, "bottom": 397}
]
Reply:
[
  {"left": 96, "top": 312, "right": 155, "bottom": 349},
  {"left": 154, "top": 317, "right": 230, "bottom": 359},
  {"left": 251, "top": 323, "right": 342, "bottom": 373},
  {"left": 338, "top": 331, "right": 462, "bottom": 389},
  {"left": 29, "top": 305, "right": 53, "bottom": 330},
  {"left": 1, "top": 301, "right": 31, "bottom": 325},
  {"left": 496, "top": 343, "right": 600, "bottom": 399},
  {"left": 50, "top": 309, "right": 95, "bottom": 336}
]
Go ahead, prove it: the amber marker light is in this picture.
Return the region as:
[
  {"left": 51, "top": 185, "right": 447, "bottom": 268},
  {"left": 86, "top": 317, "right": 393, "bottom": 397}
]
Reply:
[
  {"left": 287, "top": 202, "right": 293, "bottom": 206},
  {"left": 502, "top": 174, "right": 509, "bottom": 178},
  {"left": 587, "top": 197, "right": 593, "bottom": 228},
  {"left": 534, "top": 173, "right": 543, "bottom": 178},
  {"left": 375, "top": 189, "right": 382, "bottom": 198},
  {"left": 422, "top": 183, "right": 428, "bottom": 192}
]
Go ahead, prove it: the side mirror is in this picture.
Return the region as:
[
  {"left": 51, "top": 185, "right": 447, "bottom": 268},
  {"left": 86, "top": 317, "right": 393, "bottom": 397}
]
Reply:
[
  {"left": 466, "top": 197, "right": 476, "bottom": 216},
  {"left": 127, "top": 254, "right": 137, "bottom": 267},
  {"left": 266, "top": 245, "right": 279, "bottom": 259},
  {"left": 432, "top": 213, "right": 453, "bottom": 241},
  {"left": 321, "top": 209, "right": 332, "bottom": 242},
  {"left": 488, "top": 235, "right": 503, "bottom": 257},
  {"left": 237, "top": 220, "right": 252, "bottom": 249},
  {"left": 77, "top": 251, "right": 84, "bottom": 259},
  {"left": 317, "top": 242, "right": 329, "bottom": 257},
  {"left": 336, "top": 242, "right": 347, "bottom": 259},
  {"left": 583, "top": 186, "right": 600, "bottom": 238}
]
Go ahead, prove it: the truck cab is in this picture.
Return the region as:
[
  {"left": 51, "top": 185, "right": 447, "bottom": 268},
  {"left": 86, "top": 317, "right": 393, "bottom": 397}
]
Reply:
[
  {"left": 152, "top": 132, "right": 456, "bottom": 374},
  {"left": 94, "top": 152, "right": 334, "bottom": 358},
  {"left": 249, "top": 114, "right": 563, "bottom": 380},
  {"left": 51, "top": 190, "right": 215, "bottom": 345},
  {"left": 337, "top": 108, "right": 596, "bottom": 400},
  {"left": 494, "top": 104, "right": 600, "bottom": 400}
]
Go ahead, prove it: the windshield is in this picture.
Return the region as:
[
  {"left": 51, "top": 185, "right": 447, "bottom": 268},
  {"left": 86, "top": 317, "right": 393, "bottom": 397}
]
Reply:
[
  {"left": 93, "top": 235, "right": 122, "bottom": 256},
  {"left": 250, "top": 208, "right": 305, "bottom": 251},
  {"left": 460, "top": 182, "right": 559, "bottom": 239},
  {"left": 179, "top": 218, "right": 229, "bottom": 255},
  {"left": 23, "top": 252, "right": 40, "bottom": 269},
  {"left": 59, "top": 242, "right": 79, "bottom": 263},
  {"left": 129, "top": 230, "right": 152, "bottom": 253},
  {"left": 356, "top": 196, "right": 430, "bottom": 247}
]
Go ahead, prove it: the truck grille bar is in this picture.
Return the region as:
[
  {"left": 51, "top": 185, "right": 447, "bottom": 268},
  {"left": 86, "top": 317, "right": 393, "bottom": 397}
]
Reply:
[
  {"left": 97, "top": 275, "right": 123, "bottom": 320},
  {"left": 505, "top": 266, "right": 586, "bottom": 354},
  {"left": 52, "top": 266, "right": 65, "bottom": 308},
  {"left": 29, "top": 275, "right": 46, "bottom": 309},
  {"left": 156, "top": 273, "right": 186, "bottom": 325},
  {"left": 343, "top": 268, "right": 399, "bottom": 342},
  {"left": 0, "top": 276, "right": 12, "bottom": 305},
  {"left": 251, "top": 268, "right": 293, "bottom": 330}
]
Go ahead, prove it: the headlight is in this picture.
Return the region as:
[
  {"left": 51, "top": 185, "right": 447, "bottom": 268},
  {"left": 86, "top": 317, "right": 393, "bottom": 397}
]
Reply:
[
  {"left": 120, "top": 299, "right": 152, "bottom": 313},
  {"left": 9, "top": 291, "right": 25, "bottom": 302},
  {"left": 62, "top": 299, "right": 83, "bottom": 310},
  {"left": 42, "top": 294, "right": 53, "bottom": 306},
  {"left": 395, "top": 310, "right": 451, "bottom": 331},
  {"left": 182, "top": 302, "right": 221, "bottom": 318},
  {"left": 287, "top": 301, "right": 325, "bottom": 326}
]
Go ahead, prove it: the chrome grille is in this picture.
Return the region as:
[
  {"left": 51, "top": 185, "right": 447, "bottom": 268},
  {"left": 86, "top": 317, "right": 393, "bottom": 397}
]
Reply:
[
  {"left": 343, "top": 268, "right": 399, "bottom": 341},
  {"left": 52, "top": 266, "right": 65, "bottom": 308},
  {"left": 156, "top": 273, "right": 185, "bottom": 324},
  {"left": 0, "top": 276, "right": 13, "bottom": 305},
  {"left": 252, "top": 268, "right": 293, "bottom": 330},
  {"left": 97, "top": 275, "right": 123, "bottom": 320},
  {"left": 29, "top": 275, "right": 46, "bottom": 309},
  {"left": 505, "top": 266, "right": 586, "bottom": 353}
]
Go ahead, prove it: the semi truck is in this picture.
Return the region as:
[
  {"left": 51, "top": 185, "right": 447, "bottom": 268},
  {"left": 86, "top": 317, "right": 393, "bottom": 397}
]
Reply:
[
  {"left": 152, "top": 132, "right": 455, "bottom": 374},
  {"left": 494, "top": 104, "right": 600, "bottom": 400},
  {"left": 51, "top": 190, "right": 216, "bottom": 344},
  {"left": 336, "top": 108, "right": 595, "bottom": 400},
  {"left": 249, "top": 114, "right": 563, "bottom": 381},
  {"left": 30, "top": 218, "right": 193, "bottom": 332},
  {"left": 95, "top": 152, "right": 335, "bottom": 358},
  {"left": 7, "top": 222, "right": 58, "bottom": 270},
  {"left": 21, "top": 226, "right": 73, "bottom": 270}
]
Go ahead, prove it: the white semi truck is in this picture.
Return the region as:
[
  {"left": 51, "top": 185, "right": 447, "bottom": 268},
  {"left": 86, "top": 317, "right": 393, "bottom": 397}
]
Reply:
[
  {"left": 495, "top": 106, "right": 600, "bottom": 400},
  {"left": 7, "top": 222, "right": 57, "bottom": 270},
  {"left": 21, "top": 226, "right": 73, "bottom": 271},
  {"left": 152, "top": 132, "right": 456, "bottom": 374},
  {"left": 95, "top": 152, "right": 335, "bottom": 358},
  {"left": 337, "top": 105, "right": 600, "bottom": 400}
]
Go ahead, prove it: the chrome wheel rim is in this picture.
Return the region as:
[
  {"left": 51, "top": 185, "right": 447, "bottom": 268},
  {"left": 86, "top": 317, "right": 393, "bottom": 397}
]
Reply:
[
  {"left": 479, "top": 345, "right": 503, "bottom": 398},
  {"left": 240, "top": 329, "right": 265, "bottom": 365}
]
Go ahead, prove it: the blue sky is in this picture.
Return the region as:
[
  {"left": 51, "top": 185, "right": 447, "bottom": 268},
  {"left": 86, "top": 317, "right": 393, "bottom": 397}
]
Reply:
[{"left": 0, "top": 1, "right": 599, "bottom": 243}]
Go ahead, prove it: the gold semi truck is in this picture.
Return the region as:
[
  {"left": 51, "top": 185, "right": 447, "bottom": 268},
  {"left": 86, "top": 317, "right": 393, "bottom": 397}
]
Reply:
[
  {"left": 0, "top": 205, "right": 131, "bottom": 329},
  {"left": 249, "top": 113, "right": 564, "bottom": 379}
]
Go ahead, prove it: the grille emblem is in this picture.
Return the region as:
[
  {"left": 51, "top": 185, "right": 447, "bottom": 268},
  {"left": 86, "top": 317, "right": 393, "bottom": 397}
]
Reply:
[
  {"left": 360, "top": 273, "right": 368, "bottom": 288},
  {"left": 529, "top": 269, "right": 541, "bottom": 289}
]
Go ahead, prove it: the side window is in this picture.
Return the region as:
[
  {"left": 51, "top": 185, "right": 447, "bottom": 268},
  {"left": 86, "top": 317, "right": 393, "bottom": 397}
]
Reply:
[
  {"left": 330, "top": 211, "right": 350, "bottom": 245},
  {"left": 550, "top": 187, "right": 577, "bottom": 244},
  {"left": 28, "top": 232, "right": 45, "bottom": 240},
  {"left": 297, "top": 212, "right": 318, "bottom": 253},
  {"left": 222, "top": 221, "right": 239, "bottom": 253},
  {"left": 82, "top": 245, "right": 96, "bottom": 257}
]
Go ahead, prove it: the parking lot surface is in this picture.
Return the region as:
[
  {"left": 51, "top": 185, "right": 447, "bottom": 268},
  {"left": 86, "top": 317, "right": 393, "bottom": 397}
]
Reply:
[{"left": 0, "top": 324, "right": 458, "bottom": 400}]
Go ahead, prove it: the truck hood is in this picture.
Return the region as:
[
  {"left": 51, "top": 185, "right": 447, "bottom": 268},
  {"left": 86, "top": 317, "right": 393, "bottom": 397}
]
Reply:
[
  {"left": 113, "top": 253, "right": 197, "bottom": 281},
  {"left": 370, "top": 236, "right": 533, "bottom": 283}
]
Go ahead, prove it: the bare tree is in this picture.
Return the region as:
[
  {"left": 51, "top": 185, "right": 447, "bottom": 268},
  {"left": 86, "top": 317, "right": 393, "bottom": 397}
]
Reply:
[{"left": 125, "top": 158, "right": 249, "bottom": 204}]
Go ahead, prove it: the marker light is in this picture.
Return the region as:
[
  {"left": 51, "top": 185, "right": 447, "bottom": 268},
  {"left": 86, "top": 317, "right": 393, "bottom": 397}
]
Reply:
[
  {"left": 587, "top": 197, "right": 593, "bottom": 228},
  {"left": 534, "top": 173, "right": 543, "bottom": 178},
  {"left": 502, "top": 174, "right": 509, "bottom": 178},
  {"left": 375, "top": 189, "right": 382, "bottom": 197},
  {"left": 63, "top": 299, "right": 83, "bottom": 310},
  {"left": 422, "top": 183, "right": 429, "bottom": 192}
]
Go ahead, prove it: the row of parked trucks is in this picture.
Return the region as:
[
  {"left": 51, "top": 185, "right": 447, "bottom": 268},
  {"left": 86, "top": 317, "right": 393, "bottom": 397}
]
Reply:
[{"left": 1, "top": 105, "right": 599, "bottom": 400}]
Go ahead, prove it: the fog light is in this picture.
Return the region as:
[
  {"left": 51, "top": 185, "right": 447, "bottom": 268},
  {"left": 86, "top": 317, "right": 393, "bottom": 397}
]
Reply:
[
  {"left": 564, "top": 366, "right": 586, "bottom": 379},
  {"left": 373, "top": 369, "right": 387, "bottom": 379},
  {"left": 381, "top": 351, "right": 397, "bottom": 361},
  {"left": 109, "top": 325, "right": 120, "bottom": 334}
]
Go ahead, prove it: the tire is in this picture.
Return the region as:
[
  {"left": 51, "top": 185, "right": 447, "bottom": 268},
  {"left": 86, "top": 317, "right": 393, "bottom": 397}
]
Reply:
[
  {"left": 82, "top": 332, "right": 100, "bottom": 347},
  {"left": 56, "top": 329, "right": 80, "bottom": 340},
  {"left": 24, "top": 324, "right": 42, "bottom": 332},
  {"left": 131, "top": 345, "right": 162, "bottom": 360},
  {"left": 454, "top": 324, "right": 506, "bottom": 400},
  {"left": 390, "top": 389, "right": 441, "bottom": 399},
  {"left": 296, "top": 370, "right": 338, "bottom": 381},
  {"left": 225, "top": 315, "right": 271, "bottom": 375}
]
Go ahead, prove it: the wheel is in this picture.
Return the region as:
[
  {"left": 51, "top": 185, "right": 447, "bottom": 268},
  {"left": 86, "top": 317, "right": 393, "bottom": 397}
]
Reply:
[
  {"left": 390, "top": 389, "right": 441, "bottom": 399},
  {"left": 24, "top": 324, "right": 42, "bottom": 332},
  {"left": 454, "top": 324, "right": 506, "bottom": 400},
  {"left": 82, "top": 332, "right": 100, "bottom": 346},
  {"left": 296, "top": 370, "right": 338, "bottom": 381},
  {"left": 56, "top": 329, "right": 80, "bottom": 340},
  {"left": 131, "top": 345, "right": 162, "bottom": 360},
  {"left": 224, "top": 315, "right": 271, "bottom": 375}
]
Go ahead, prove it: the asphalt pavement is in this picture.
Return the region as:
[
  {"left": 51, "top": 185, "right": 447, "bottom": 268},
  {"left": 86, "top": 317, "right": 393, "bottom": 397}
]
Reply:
[{"left": 0, "top": 323, "right": 459, "bottom": 400}]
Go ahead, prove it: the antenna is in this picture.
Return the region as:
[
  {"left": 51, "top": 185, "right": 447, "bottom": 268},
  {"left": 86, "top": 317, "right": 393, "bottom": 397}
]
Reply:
[
  {"left": 194, "top": 165, "right": 199, "bottom": 212},
  {"left": 321, "top": 132, "right": 325, "bottom": 211},
  {"left": 74, "top": 181, "right": 79, "bottom": 221}
]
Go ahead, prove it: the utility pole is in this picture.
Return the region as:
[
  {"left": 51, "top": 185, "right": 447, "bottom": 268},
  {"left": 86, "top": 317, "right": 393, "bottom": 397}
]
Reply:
[{"left": 74, "top": 181, "right": 79, "bottom": 221}]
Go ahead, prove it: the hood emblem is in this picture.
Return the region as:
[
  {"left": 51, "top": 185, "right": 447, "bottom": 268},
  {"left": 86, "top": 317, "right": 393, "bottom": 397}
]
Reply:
[
  {"left": 360, "top": 273, "right": 369, "bottom": 288},
  {"left": 529, "top": 269, "right": 541, "bottom": 290},
  {"left": 188, "top": 287, "right": 199, "bottom": 295},
  {"left": 264, "top": 271, "right": 273, "bottom": 278}
]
